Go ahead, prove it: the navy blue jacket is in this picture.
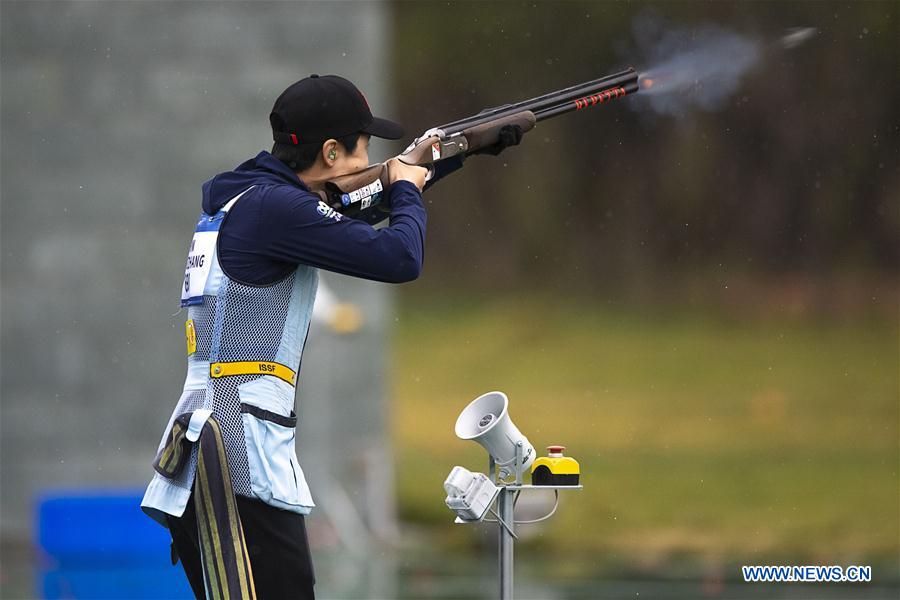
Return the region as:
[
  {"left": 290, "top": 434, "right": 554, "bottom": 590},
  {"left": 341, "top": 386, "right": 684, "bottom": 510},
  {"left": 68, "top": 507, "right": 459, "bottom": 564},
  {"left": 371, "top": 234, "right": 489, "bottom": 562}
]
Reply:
[{"left": 203, "top": 151, "right": 461, "bottom": 285}]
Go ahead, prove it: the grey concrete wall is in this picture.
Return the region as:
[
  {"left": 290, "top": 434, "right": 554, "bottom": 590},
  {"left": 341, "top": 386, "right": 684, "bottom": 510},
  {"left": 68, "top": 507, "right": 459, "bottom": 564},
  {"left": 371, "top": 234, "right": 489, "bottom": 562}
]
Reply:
[{"left": 1, "top": 0, "right": 398, "bottom": 565}]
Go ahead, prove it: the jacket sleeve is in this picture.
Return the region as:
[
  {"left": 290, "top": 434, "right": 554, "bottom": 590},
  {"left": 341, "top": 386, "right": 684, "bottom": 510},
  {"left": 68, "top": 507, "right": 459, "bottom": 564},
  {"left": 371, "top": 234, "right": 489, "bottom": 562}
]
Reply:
[{"left": 259, "top": 181, "right": 426, "bottom": 283}]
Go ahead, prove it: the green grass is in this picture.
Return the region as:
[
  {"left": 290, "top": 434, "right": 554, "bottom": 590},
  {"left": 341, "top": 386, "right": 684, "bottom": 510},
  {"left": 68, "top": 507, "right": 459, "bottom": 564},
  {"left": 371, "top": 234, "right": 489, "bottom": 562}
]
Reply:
[{"left": 390, "top": 295, "right": 899, "bottom": 566}]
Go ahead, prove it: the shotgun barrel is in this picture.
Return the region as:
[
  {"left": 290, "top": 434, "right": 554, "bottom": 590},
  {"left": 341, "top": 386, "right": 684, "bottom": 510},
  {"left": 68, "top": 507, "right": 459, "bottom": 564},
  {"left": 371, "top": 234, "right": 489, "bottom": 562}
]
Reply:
[
  {"left": 320, "top": 67, "right": 639, "bottom": 222},
  {"left": 437, "top": 68, "right": 638, "bottom": 134}
]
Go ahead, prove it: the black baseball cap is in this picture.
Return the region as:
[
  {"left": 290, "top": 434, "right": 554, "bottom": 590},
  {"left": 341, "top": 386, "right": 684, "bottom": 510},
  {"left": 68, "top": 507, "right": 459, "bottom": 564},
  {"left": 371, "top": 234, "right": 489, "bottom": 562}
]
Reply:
[{"left": 270, "top": 74, "right": 404, "bottom": 145}]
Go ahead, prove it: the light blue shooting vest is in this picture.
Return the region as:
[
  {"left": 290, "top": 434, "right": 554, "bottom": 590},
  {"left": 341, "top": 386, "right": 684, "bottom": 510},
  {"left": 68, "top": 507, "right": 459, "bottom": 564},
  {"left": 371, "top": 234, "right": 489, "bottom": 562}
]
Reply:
[{"left": 142, "top": 187, "right": 317, "bottom": 526}]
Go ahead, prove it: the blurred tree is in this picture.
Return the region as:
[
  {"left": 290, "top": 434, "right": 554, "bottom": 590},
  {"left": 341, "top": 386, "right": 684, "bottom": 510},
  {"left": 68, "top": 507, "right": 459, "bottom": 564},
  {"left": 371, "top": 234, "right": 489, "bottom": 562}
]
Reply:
[{"left": 392, "top": 1, "right": 899, "bottom": 306}]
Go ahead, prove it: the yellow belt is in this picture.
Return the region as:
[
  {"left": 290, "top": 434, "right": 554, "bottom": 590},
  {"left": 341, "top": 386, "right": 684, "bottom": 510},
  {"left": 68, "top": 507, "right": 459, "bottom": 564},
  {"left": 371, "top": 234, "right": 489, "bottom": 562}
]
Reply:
[{"left": 209, "top": 361, "right": 297, "bottom": 386}]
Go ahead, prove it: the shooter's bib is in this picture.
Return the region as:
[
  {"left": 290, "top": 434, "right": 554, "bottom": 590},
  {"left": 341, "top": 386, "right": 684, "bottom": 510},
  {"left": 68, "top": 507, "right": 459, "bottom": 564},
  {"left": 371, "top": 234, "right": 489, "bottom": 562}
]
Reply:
[
  {"left": 143, "top": 183, "right": 318, "bottom": 526},
  {"left": 181, "top": 187, "right": 254, "bottom": 307}
]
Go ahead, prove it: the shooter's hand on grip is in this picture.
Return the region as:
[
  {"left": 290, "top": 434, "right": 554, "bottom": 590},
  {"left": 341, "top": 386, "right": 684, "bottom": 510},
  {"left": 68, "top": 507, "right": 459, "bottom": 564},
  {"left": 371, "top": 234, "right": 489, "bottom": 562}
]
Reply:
[{"left": 387, "top": 157, "right": 428, "bottom": 191}]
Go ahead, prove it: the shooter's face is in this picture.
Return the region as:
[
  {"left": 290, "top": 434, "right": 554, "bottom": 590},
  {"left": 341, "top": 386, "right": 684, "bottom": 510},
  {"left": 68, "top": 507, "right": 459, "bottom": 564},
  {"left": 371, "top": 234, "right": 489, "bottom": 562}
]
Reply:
[{"left": 331, "top": 134, "right": 370, "bottom": 177}]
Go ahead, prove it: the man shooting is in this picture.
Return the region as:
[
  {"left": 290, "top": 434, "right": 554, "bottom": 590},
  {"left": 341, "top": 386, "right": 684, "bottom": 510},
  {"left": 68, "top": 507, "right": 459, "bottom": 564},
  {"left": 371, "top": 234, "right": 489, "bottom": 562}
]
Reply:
[{"left": 141, "top": 74, "right": 518, "bottom": 599}]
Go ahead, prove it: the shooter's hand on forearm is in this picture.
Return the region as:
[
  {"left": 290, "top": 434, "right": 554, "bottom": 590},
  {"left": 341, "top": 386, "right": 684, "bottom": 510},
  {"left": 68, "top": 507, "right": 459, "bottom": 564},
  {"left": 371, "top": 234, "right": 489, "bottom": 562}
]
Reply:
[
  {"left": 467, "top": 124, "right": 524, "bottom": 157},
  {"left": 387, "top": 157, "right": 428, "bottom": 191}
]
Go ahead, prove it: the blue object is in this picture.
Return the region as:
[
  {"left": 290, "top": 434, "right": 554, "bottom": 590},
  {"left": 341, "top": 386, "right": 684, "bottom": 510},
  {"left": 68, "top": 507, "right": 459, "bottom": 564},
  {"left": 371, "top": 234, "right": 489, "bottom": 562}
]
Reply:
[
  {"left": 206, "top": 151, "right": 428, "bottom": 286},
  {"left": 35, "top": 489, "right": 194, "bottom": 599},
  {"left": 202, "top": 151, "right": 463, "bottom": 286}
]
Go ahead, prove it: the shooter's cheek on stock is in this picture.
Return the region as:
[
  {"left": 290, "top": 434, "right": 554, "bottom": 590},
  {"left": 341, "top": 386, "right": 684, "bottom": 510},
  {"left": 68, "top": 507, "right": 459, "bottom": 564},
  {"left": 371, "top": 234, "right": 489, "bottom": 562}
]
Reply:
[{"left": 350, "top": 141, "right": 370, "bottom": 172}]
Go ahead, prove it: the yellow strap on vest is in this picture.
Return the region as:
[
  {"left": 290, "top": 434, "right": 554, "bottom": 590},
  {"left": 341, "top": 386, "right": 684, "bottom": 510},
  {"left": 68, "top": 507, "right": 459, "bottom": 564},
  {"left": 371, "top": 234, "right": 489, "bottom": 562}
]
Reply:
[{"left": 209, "top": 361, "right": 297, "bottom": 386}]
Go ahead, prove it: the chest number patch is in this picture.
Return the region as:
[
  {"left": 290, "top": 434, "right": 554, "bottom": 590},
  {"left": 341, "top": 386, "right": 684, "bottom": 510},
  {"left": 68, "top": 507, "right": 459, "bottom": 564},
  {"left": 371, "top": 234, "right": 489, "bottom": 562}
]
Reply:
[
  {"left": 180, "top": 186, "right": 255, "bottom": 307},
  {"left": 185, "top": 319, "right": 197, "bottom": 355}
]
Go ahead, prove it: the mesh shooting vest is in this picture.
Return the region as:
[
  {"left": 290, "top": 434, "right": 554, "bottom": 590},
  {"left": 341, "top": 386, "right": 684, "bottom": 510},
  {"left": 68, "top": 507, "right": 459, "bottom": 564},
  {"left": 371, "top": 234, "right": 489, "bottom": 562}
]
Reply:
[{"left": 143, "top": 188, "right": 317, "bottom": 524}]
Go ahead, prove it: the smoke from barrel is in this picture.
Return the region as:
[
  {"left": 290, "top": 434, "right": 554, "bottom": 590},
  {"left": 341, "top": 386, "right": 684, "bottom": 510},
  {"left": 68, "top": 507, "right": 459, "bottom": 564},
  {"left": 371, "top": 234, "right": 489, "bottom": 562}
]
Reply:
[{"left": 628, "top": 16, "right": 817, "bottom": 116}]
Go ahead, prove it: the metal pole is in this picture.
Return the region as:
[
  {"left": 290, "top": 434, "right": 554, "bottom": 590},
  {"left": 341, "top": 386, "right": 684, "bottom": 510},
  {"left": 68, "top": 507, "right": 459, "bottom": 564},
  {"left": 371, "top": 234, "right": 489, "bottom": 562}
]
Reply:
[{"left": 498, "top": 487, "right": 514, "bottom": 600}]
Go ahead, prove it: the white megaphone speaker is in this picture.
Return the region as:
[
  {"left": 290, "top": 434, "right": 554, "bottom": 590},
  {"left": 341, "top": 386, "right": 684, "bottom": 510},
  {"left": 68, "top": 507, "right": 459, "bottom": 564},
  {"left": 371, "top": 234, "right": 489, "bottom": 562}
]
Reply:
[{"left": 455, "top": 391, "right": 535, "bottom": 479}]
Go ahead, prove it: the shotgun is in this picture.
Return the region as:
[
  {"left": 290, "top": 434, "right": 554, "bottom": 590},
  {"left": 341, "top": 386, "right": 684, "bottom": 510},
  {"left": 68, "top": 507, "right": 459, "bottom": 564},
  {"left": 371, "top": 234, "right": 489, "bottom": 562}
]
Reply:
[{"left": 319, "top": 68, "right": 639, "bottom": 222}]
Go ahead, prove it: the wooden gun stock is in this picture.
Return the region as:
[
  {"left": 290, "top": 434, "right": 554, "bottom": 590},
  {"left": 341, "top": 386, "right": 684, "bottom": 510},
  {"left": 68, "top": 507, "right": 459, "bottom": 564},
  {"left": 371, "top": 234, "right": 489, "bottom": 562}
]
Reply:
[{"left": 319, "top": 111, "right": 538, "bottom": 219}]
